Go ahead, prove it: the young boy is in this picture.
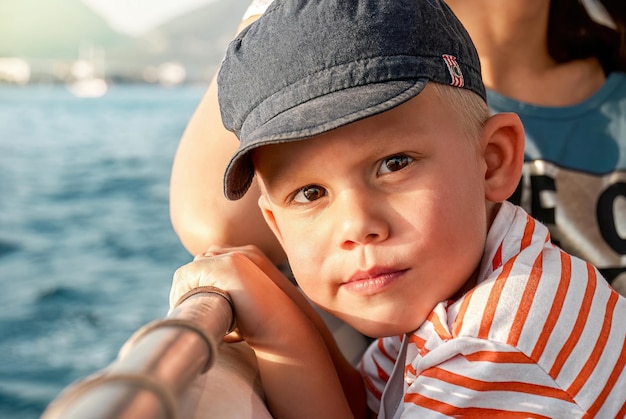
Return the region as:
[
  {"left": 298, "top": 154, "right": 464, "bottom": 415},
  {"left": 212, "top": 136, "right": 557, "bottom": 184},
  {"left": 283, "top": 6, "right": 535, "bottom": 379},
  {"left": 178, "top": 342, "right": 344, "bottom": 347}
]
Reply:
[{"left": 169, "top": 0, "right": 626, "bottom": 417}]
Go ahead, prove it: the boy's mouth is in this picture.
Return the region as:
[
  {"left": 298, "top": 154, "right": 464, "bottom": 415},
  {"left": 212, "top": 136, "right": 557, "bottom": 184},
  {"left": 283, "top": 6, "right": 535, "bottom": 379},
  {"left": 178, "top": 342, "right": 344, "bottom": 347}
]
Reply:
[{"left": 342, "top": 267, "right": 408, "bottom": 295}]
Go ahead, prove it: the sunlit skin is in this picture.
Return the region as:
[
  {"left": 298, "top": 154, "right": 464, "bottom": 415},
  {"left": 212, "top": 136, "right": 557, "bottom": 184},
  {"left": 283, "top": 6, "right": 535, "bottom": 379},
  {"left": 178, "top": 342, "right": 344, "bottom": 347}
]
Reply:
[
  {"left": 167, "top": 83, "right": 523, "bottom": 417},
  {"left": 255, "top": 85, "right": 508, "bottom": 338}
]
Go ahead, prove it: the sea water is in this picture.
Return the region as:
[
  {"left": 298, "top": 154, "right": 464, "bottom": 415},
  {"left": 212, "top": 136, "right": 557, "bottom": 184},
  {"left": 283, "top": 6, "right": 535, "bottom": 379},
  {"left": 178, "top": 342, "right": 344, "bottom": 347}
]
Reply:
[{"left": 0, "top": 84, "right": 204, "bottom": 417}]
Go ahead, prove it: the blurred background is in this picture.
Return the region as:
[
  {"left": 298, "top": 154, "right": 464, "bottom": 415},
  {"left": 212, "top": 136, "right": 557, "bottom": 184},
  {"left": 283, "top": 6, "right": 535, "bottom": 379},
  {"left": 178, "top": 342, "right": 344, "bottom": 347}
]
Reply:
[{"left": 0, "top": 0, "right": 249, "bottom": 416}]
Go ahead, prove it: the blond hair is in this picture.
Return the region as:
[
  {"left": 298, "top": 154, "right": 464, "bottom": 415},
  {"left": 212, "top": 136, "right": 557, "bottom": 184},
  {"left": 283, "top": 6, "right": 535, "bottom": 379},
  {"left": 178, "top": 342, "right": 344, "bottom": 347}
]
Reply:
[{"left": 430, "top": 82, "right": 490, "bottom": 142}]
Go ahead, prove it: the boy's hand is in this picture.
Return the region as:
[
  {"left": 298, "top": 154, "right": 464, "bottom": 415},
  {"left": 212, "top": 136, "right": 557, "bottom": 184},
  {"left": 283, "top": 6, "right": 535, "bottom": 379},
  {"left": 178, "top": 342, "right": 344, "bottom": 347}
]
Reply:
[
  {"left": 170, "top": 244, "right": 360, "bottom": 418},
  {"left": 169, "top": 244, "right": 313, "bottom": 349}
]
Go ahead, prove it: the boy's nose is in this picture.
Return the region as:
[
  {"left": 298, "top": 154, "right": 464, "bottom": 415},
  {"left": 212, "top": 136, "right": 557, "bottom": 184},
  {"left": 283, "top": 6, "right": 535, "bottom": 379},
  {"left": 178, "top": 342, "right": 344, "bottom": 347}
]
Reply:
[{"left": 333, "top": 190, "right": 390, "bottom": 250}]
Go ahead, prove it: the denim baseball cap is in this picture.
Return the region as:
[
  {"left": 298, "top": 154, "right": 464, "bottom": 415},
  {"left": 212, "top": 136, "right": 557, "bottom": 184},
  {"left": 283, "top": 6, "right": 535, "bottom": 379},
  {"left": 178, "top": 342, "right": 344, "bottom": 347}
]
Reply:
[{"left": 218, "top": 0, "right": 485, "bottom": 200}]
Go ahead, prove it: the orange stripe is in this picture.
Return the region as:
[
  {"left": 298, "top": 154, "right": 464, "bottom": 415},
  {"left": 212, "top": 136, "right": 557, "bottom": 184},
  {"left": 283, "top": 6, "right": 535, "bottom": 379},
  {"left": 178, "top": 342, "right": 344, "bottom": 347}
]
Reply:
[
  {"left": 492, "top": 242, "right": 503, "bottom": 271},
  {"left": 479, "top": 256, "right": 516, "bottom": 339},
  {"left": 360, "top": 362, "right": 383, "bottom": 400},
  {"left": 406, "top": 363, "right": 416, "bottom": 377},
  {"left": 372, "top": 357, "right": 389, "bottom": 382},
  {"left": 550, "top": 263, "right": 597, "bottom": 377},
  {"left": 478, "top": 215, "right": 534, "bottom": 340},
  {"left": 520, "top": 215, "right": 535, "bottom": 251},
  {"left": 408, "top": 334, "right": 429, "bottom": 357},
  {"left": 568, "top": 289, "right": 618, "bottom": 396},
  {"left": 404, "top": 392, "right": 552, "bottom": 418},
  {"left": 508, "top": 252, "right": 543, "bottom": 346},
  {"left": 616, "top": 400, "right": 626, "bottom": 419},
  {"left": 421, "top": 367, "right": 572, "bottom": 401},
  {"left": 586, "top": 334, "right": 626, "bottom": 416},
  {"left": 377, "top": 337, "right": 396, "bottom": 363},
  {"left": 408, "top": 333, "right": 426, "bottom": 348},
  {"left": 428, "top": 311, "right": 452, "bottom": 341},
  {"left": 464, "top": 350, "right": 535, "bottom": 364},
  {"left": 452, "top": 287, "right": 474, "bottom": 337},
  {"left": 531, "top": 251, "right": 571, "bottom": 360}
]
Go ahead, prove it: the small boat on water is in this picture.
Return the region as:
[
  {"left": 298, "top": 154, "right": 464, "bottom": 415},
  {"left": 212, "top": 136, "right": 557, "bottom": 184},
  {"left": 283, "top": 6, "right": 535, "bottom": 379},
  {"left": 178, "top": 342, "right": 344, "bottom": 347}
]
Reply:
[
  {"left": 67, "top": 77, "right": 108, "bottom": 98},
  {"left": 67, "top": 43, "right": 108, "bottom": 98}
]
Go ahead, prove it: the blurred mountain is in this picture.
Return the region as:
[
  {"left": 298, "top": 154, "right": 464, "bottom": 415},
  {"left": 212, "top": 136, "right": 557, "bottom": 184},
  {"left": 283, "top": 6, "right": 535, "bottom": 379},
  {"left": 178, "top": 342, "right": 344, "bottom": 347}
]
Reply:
[
  {"left": 107, "top": 0, "right": 250, "bottom": 82},
  {"left": 0, "top": 0, "right": 252, "bottom": 84},
  {"left": 0, "top": 0, "right": 129, "bottom": 59}
]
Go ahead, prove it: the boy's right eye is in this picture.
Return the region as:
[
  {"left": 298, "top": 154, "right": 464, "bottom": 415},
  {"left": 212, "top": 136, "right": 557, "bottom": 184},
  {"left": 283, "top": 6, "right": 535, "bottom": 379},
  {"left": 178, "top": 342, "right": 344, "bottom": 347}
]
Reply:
[{"left": 292, "top": 185, "right": 326, "bottom": 203}]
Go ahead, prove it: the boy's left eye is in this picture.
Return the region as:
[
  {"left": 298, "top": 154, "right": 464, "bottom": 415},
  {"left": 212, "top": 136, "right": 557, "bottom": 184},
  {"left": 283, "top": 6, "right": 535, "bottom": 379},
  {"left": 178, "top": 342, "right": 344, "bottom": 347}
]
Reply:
[{"left": 378, "top": 154, "right": 413, "bottom": 174}]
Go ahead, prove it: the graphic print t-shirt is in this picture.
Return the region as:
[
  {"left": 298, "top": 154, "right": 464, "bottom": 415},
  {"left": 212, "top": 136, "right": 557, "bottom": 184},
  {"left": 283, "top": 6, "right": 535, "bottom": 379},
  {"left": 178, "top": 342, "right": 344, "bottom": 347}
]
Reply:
[{"left": 492, "top": 73, "right": 626, "bottom": 296}]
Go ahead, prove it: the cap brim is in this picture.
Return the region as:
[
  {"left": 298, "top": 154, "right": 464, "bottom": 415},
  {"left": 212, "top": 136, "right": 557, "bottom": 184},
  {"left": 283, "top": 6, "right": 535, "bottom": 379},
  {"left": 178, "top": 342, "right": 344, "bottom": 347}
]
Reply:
[{"left": 224, "top": 78, "right": 428, "bottom": 200}]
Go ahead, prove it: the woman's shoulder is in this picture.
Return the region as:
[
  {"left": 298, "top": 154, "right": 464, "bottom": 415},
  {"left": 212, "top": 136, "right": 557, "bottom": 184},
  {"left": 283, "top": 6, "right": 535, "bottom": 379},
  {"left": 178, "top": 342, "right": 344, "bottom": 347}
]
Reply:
[{"left": 488, "top": 71, "right": 626, "bottom": 118}]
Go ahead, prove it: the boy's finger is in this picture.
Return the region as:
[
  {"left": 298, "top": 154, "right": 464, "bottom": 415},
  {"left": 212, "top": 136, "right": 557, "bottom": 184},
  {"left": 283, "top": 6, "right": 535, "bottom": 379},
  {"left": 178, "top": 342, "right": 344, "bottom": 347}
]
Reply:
[{"left": 223, "top": 329, "right": 244, "bottom": 343}]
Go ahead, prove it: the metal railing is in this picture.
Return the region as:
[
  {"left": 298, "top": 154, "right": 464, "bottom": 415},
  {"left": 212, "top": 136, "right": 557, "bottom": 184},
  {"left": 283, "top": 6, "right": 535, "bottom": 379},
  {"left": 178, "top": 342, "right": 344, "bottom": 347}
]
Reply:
[{"left": 42, "top": 289, "right": 234, "bottom": 419}]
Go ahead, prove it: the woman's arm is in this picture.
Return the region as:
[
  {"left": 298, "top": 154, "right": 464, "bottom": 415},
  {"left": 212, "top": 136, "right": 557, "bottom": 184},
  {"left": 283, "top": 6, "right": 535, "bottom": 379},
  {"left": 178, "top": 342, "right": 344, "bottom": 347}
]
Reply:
[{"left": 169, "top": 15, "right": 287, "bottom": 264}]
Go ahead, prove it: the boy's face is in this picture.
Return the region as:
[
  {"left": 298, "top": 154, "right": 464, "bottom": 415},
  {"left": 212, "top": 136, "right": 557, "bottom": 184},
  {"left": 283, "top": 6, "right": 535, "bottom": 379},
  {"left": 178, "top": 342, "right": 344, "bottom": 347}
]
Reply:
[{"left": 254, "top": 85, "right": 490, "bottom": 337}]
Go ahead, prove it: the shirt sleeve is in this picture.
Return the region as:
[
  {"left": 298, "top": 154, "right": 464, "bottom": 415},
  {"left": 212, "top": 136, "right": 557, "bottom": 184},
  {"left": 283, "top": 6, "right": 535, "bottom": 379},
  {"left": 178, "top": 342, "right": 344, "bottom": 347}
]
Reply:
[{"left": 242, "top": 0, "right": 275, "bottom": 21}]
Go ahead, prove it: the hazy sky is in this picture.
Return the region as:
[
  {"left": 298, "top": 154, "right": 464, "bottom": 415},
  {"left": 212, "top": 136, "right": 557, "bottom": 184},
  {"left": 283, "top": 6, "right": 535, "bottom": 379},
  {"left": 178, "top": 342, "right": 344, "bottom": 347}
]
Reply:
[{"left": 82, "top": 0, "right": 218, "bottom": 35}]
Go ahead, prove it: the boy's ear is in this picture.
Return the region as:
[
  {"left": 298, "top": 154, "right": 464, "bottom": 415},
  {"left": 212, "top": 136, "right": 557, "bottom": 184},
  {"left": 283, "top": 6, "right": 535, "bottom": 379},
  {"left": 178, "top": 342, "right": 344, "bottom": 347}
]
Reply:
[
  {"left": 258, "top": 194, "right": 285, "bottom": 247},
  {"left": 480, "top": 112, "right": 525, "bottom": 202}
]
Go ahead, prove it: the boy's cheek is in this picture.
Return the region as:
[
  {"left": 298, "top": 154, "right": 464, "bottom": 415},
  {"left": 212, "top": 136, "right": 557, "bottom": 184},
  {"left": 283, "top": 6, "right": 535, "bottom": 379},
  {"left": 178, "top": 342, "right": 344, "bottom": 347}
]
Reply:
[{"left": 285, "top": 246, "right": 326, "bottom": 282}]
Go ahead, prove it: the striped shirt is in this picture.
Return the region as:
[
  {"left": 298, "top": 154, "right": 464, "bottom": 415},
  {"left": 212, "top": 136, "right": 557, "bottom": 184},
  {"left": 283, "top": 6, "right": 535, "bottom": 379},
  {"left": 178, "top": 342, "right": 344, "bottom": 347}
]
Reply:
[{"left": 360, "top": 202, "right": 626, "bottom": 418}]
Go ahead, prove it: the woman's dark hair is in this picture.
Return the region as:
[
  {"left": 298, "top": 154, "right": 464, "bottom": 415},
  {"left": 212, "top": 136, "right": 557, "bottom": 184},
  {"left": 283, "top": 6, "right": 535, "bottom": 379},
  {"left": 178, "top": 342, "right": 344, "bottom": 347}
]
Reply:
[{"left": 548, "top": 0, "right": 626, "bottom": 73}]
